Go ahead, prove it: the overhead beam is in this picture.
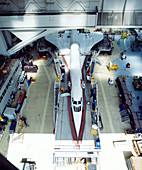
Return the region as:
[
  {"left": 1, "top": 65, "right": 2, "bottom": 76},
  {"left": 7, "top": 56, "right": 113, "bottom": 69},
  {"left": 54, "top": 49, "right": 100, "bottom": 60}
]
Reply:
[{"left": 0, "top": 13, "right": 98, "bottom": 30}]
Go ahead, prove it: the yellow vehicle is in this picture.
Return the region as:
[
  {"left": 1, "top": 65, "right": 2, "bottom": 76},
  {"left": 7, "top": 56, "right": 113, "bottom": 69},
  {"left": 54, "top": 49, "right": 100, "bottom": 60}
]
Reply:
[
  {"left": 108, "top": 62, "right": 118, "bottom": 71},
  {"left": 121, "top": 31, "right": 130, "bottom": 39}
]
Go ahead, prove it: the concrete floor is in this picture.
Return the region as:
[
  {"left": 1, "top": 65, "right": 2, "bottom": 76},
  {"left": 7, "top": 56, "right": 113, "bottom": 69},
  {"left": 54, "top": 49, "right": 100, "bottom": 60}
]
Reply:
[
  {"left": 21, "top": 59, "right": 56, "bottom": 134},
  {"left": 114, "top": 35, "right": 142, "bottom": 113},
  {"left": 0, "top": 38, "right": 140, "bottom": 170},
  {"left": 0, "top": 50, "right": 56, "bottom": 153},
  {"left": 0, "top": 122, "right": 11, "bottom": 156},
  {"left": 6, "top": 53, "right": 57, "bottom": 169},
  {"left": 94, "top": 41, "right": 131, "bottom": 133}
]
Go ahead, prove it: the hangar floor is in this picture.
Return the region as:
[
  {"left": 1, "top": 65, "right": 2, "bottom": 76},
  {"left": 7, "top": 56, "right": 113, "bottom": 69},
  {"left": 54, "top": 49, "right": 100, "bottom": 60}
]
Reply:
[
  {"left": 0, "top": 36, "right": 141, "bottom": 170},
  {"left": 19, "top": 59, "right": 56, "bottom": 134},
  {"left": 94, "top": 41, "right": 131, "bottom": 133}
]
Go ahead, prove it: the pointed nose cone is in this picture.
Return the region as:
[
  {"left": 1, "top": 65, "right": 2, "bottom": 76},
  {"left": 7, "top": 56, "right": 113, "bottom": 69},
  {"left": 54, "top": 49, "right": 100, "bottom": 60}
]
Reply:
[
  {"left": 75, "top": 121, "right": 80, "bottom": 138},
  {"left": 73, "top": 113, "right": 82, "bottom": 138}
]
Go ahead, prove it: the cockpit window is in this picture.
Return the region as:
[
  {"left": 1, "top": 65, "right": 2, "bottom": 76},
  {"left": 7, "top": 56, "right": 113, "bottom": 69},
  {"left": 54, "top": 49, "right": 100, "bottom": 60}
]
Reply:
[
  {"left": 73, "top": 101, "right": 77, "bottom": 104},
  {"left": 74, "top": 106, "right": 81, "bottom": 112},
  {"left": 78, "top": 101, "right": 81, "bottom": 104},
  {"left": 73, "top": 101, "right": 81, "bottom": 105}
]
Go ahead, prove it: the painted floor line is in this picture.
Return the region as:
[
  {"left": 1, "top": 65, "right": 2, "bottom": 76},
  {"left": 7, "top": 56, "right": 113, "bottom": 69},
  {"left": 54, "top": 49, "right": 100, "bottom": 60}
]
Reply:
[
  {"left": 98, "top": 57, "right": 114, "bottom": 133},
  {"left": 98, "top": 57, "right": 115, "bottom": 133},
  {"left": 99, "top": 77, "right": 115, "bottom": 133},
  {"left": 40, "top": 61, "right": 52, "bottom": 133}
]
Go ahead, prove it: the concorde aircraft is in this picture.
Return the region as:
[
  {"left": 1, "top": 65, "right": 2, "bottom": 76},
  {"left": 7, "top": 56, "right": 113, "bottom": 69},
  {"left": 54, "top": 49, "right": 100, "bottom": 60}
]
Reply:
[{"left": 45, "top": 29, "right": 103, "bottom": 140}]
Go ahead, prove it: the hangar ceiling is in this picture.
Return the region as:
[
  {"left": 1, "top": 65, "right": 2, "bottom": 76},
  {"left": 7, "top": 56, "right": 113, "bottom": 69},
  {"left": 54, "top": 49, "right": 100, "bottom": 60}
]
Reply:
[
  {"left": 0, "top": 0, "right": 142, "bottom": 26},
  {"left": 0, "top": 0, "right": 142, "bottom": 56}
]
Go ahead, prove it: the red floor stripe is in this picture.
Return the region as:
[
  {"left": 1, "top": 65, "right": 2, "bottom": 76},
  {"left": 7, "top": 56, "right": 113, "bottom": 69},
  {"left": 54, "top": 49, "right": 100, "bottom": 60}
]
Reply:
[
  {"left": 78, "top": 55, "right": 91, "bottom": 142},
  {"left": 67, "top": 96, "right": 77, "bottom": 141},
  {"left": 62, "top": 55, "right": 69, "bottom": 72},
  {"left": 62, "top": 55, "right": 91, "bottom": 142},
  {"left": 62, "top": 55, "right": 77, "bottom": 141}
]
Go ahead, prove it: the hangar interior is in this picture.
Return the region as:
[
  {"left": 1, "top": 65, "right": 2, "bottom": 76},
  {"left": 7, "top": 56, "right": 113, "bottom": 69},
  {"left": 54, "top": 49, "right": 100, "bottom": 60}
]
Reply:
[{"left": 0, "top": 0, "right": 142, "bottom": 170}]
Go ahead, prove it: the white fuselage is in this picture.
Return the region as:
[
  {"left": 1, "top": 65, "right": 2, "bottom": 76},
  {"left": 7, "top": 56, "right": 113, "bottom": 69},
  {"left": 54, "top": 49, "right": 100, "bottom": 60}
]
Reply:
[{"left": 70, "top": 43, "right": 83, "bottom": 137}]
